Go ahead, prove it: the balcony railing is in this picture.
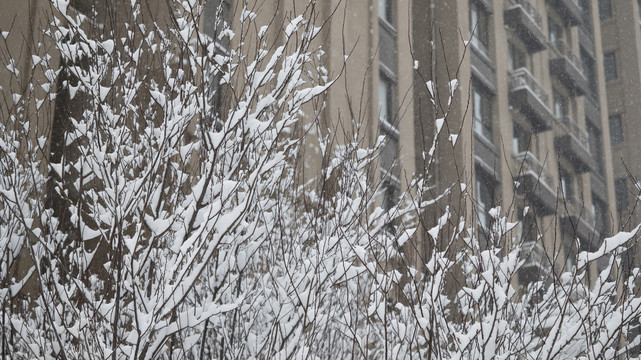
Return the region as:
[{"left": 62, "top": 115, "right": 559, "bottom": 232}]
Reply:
[
  {"left": 505, "top": 0, "right": 543, "bottom": 29},
  {"left": 559, "top": 115, "right": 589, "bottom": 151},
  {"left": 509, "top": 68, "right": 549, "bottom": 107},
  {"left": 514, "top": 151, "right": 554, "bottom": 187},
  {"left": 550, "top": 39, "right": 583, "bottom": 74}
]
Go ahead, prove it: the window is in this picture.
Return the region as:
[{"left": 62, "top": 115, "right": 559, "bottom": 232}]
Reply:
[
  {"left": 203, "top": 0, "right": 231, "bottom": 46},
  {"left": 565, "top": 243, "right": 576, "bottom": 272},
  {"left": 603, "top": 52, "right": 617, "bottom": 82},
  {"left": 553, "top": 90, "right": 568, "bottom": 119},
  {"left": 379, "top": 121, "right": 399, "bottom": 180},
  {"left": 379, "top": 0, "right": 393, "bottom": 24},
  {"left": 609, "top": 114, "right": 624, "bottom": 145},
  {"left": 588, "top": 125, "right": 605, "bottom": 172},
  {"left": 513, "top": 122, "right": 529, "bottom": 154},
  {"left": 472, "top": 82, "right": 493, "bottom": 140},
  {"left": 518, "top": 207, "right": 538, "bottom": 244},
  {"left": 470, "top": 1, "right": 489, "bottom": 54},
  {"left": 476, "top": 171, "right": 495, "bottom": 231},
  {"left": 581, "top": 51, "right": 598, "bottom": 99},
  {"left": 599, "top": 0, "right": 612, "bottom": 20},
  {"left": 382, "top": 181, "right": 398, "bottom": 211},
  {"left": 615, "top": 178, "right": 629, "bottom": 210},
  {"left": 508, "top": 42, "right": 526, "bottom": 71},
  {"left": 592, "top": 197, "right": 609, "bottom": 235},
  {"left": 378, "top": 72, "right": 399, "bottom": 209},
  {"left": 378, "top": 73, "right": 394, "bottom": 123},
  {"left": 203, "top": 0, "right": 231, "bottom": 129},
  {"left": 548, "top": 18, "right": 562, "bottom": 44},
  {"left": 560, "top": 168, "right": 574, "bottom": 199},
  {"left": 580, "top": 0, "right": 593, "bottom": 31}
]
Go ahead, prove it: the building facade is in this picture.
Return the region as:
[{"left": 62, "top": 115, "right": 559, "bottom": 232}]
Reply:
[
  {"left": 598, "top": 0, "right": 641, "bottom": 277},
  {"left": 0, "top": 0, "right": 637, "bottom": 292},
  {"left": 411, "top": 0, "right": 623, "bottom": 284}
]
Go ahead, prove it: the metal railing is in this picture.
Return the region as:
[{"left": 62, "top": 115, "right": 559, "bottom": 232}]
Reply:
[
  {"left": 559, "top": 115, "right": 590, "bottom": 152},
  {"left": 513, "top": 151, "right": 554, "bottom": 187},
  {"left": 509, "top": 67, "right": 549, "bottom": 107},
  {"left": 505, "top": 0, "right": 543, "bottom": 29},
  {"left": 550, "top": 39, "right": 583, "bottom": 73}
]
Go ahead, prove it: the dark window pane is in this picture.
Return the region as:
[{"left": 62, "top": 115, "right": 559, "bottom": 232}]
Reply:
[
  {"left": 588, "top": 125, "right": 605, "bottom": 172},
  {"left": 513, "top": 122, "right": 529, "bottom": 154},
  {"left": 378, "top": 73, "right": 395, "bottom": 123},
  {"left": 553, "top": 89, "right": 568, "bottom": 119},
  {"left": 604, "top": 52, "right": 617, "bottom": 81},
  {"left": 476, "top": 172, "right": 495, "bottom": 230},
  {"left": 508, "top": 42, "right": 526, "bottom": 70},
  {"left": 470, "top": 1, "right": 489, "bottom": 54},
  {"left": 560, "top": 168, "right": 574, "bottom": 200},
  {"left": 549, "top": 18, "right": 562, "bottom": 43},
  {"left": 581, "top": 51, "right": 598, "bottom": 99},
  {"left": 473, "top": 82, "right": 493, "bottom": 140},
  {"left": 580, "top": 0, "right": 593, "bottom": 30},
  {"left": 592, "top": 197, "right": 609, "bottom": 235},
  {"left": 609, "top": 114, "right": 624, "bottom": 145},
  {"left": 599, "top": 0, "right": 612, "bottom": 20},
  {"left": 615, "top": 178, "right": 628, "bottom": 210}
]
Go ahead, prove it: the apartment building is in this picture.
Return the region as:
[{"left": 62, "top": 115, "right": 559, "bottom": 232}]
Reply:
[
  {"left": 0, "top": 0, "right": 632, "bottom": 291},
  {"left": 411, "top": 0, "right": 620, "bottom": 284},
  {"left": 598, "top": 0, "right": 641, "bottom": 277}
]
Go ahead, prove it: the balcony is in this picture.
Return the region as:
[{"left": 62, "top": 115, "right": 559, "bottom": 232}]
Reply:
[
  {"left": 549, "top": 40, "right": 589, "bottom": 96},
  {"left": 509, "top": 68, "right": 555, "bottom": 132},
  {"left": 504, "top": 0, "right": 546, "bottom": 52},
  {"left": 521, "top": 241, "right": 548, "bottom": 271},
  {"left": 514, "top": 151, "right": 557, "bottom": 216},
  {"left": 559, "top": 195, "right": 599, "bottom": 250},
  {"left": 555, "top": 116, "right": 593, "bottom": 173},
  {"left": 546, "top": 0, "right": 582, "bottom": 26},
  {"left": 518, "top": 241, "right": 549, "bottom": 285}
]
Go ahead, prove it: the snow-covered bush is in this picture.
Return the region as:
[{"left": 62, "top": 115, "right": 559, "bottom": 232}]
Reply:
[{"left": 1, "top": 1, "right": 641, "bottom": 359}]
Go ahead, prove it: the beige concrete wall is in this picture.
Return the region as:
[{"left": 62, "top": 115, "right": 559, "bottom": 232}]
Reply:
[{"left": 601, "top": 0, "right": 641, "bottom": 231}]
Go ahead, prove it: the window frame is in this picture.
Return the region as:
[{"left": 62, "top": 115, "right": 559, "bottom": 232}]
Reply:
[
  {"left": 553, "top": 89, "right": 568, "bottom": 119},
  {"left": 470, "top": 0, "right": 490, "bottom": 54},
  {"left": 472, "top": 81, "right": 493, "bottom": 141},
  {"left": 548, "top": 17, "right": 563, "bottom": 44},
  {"left": 476, "top": 170, "right": 495, "bottom": 231},
  {"left": 378, "top": 71, "right": 396, "bottom": 126},
  {"left": 559, "top": 167, "right": 574, "bottom": 200}
]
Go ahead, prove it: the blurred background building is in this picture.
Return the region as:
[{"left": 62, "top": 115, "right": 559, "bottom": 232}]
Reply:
[{"left": 3, "top": 0, "right": 641, "bottom": 287}]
